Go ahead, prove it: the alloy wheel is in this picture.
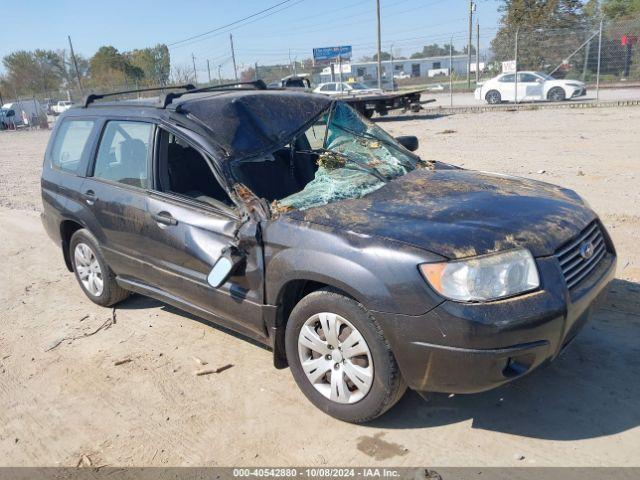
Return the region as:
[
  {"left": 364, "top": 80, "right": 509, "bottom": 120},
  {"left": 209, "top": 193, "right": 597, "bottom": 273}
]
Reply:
[
  {"left": 74, "top": 243, "right": 104, "bottom": 296},
  {"left": 487, "top": 91, "right": 501, "bottom": 104},
  {"left": 297, "top": 312, "right": 374, "bottom": 404}
]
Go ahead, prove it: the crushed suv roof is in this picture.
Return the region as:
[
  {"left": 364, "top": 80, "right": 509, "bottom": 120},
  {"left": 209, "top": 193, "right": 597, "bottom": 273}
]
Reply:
[{"left": 175, "top": 90, "right": 331, "bottom": 160}]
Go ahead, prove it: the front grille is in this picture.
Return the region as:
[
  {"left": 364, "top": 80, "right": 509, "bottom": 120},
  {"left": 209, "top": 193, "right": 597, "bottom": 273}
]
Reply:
[{"left": 555, "top": 221, "right": 607, "bottom": 290}]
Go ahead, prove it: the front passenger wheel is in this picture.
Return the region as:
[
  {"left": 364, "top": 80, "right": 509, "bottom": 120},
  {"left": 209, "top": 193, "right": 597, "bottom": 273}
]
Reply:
[
  {"left": 547, "top": 87, "right": 566, "bottom": 102},
  {"left": 485, "top": 90, "right": 502, "bottom": 104},
  {"left": 70, "top": 229, "right": 129, "bottom": 307},
  {"left": 285, "top": 289, "right": 406, "bottom": 423}
]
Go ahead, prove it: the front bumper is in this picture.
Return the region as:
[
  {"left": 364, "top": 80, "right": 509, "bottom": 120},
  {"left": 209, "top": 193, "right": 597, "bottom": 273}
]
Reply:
[
  {"left": 571, "top": 86, "right": 587, "bottom": 98},
  {"left": 374, "top": 250, "right": 616, "bottom": 394}
]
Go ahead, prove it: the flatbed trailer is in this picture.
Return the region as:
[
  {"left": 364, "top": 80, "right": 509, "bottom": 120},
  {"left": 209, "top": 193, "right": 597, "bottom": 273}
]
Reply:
[{"left": 338, "top": 89, "right": 435, "bottom": 118}]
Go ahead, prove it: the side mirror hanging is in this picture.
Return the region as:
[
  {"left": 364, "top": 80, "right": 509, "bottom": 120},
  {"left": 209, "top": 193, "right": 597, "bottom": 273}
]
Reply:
[
  {"left": 207, "top": 246, "right": 245, "bottom": 288},
  {"left": 395, "top": 135, "right": 419, "bottom": 152}
]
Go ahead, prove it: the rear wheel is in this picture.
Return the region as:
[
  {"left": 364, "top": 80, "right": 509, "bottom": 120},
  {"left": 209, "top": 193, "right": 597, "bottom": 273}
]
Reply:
[
  {"left": 70, "top": 229, "right": 129, "bottom": 307},
  {"left": 285, "top": 289, "right": 406, "bottom": 423},
  {"left": 547, "top": 87, "right": 566, "bottom": 102},
  {"left": 485, "top": 90, "right": 502, "bottom": 104}
]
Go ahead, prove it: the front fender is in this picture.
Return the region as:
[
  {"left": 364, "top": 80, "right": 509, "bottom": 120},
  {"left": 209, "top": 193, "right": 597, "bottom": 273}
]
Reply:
[
  {"left": 266, "top": 248, "right": 391, "bottom": 310},
  {"left": 263, "top": 218, "right": 445, "bottom": 316}
]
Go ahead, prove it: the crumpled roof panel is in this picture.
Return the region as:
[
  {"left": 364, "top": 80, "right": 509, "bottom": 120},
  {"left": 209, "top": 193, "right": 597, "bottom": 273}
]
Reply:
[{"left": 177, "top": 90, "right": 331, "bottom": 160}]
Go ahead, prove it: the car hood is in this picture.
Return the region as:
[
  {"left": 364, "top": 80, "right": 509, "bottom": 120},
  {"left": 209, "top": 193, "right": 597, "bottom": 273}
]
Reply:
[{"left": 287, "top": 168, "right": 595, "bottom": 259}]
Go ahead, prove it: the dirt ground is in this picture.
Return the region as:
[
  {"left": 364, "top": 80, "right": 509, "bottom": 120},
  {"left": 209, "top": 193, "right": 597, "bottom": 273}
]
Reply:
[{"left": 0, "top": 107, "right": 639, "bottom": 467}]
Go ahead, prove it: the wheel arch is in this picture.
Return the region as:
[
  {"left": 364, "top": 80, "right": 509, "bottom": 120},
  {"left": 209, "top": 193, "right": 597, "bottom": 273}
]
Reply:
[
  {"left": 271, "top": 276, "right": 363, "bottom": 369},
  {"left": 60, "top": 219, "right": 85, "bottom": 271}
]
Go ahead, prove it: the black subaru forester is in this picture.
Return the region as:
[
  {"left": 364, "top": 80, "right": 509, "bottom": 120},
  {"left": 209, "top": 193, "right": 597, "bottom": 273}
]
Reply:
[{"left": 41, "top": 82, "right": 616, "bottom": 423}]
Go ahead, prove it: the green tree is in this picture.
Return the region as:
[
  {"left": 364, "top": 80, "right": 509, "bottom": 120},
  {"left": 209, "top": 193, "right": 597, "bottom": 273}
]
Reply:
[
  {"left": 491, "top": 0, "right": 586, "bottom": 71},
  {"left": 373, "top": 51, "right": 392, "bottom": 61},
  {"left": 1, "top": 49, "right": 65, "bottom": 97},
  {"left": 89, "top": 46, "right": 144, "bottom": 88},
  {"left": 410, "top": 43, "right": 458, "bottom": 58},
  {"left": 602, "top": 0, "right": 640, "bottom": 18},
  {"left": 128, "top": 44, "right": 170, "bottom": 86}
]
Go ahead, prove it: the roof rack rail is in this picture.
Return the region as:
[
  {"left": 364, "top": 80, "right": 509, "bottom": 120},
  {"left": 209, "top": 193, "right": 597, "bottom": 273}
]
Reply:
[
  {"left": 159, "top": 79, "right": 267, "bottom": 108},
  {"left": 83, "top": 84, "right": 196, "bottom": 108}
]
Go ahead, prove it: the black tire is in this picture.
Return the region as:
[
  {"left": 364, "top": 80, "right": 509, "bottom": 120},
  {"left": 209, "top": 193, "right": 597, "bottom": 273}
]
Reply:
[
  {"left": 69, "top": 229, "right": 129, "bottom": 307},
  {"left": 547, "top": 87, "right": 566, "bottom": 102},
  {"left": 485, "top": 90, "right": 502, "bottom": 104},
  {"left": 362, "top": 109, "right": 374, "bottom": 119},
  {"left": 285, "top": 289, "right": 407, "bottom": 423}
]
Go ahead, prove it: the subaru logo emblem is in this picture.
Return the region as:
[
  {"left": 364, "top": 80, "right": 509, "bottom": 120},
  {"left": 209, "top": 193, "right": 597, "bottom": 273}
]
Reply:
[{"left": 579, "top": 241, "right": 595, "bottom": 260}]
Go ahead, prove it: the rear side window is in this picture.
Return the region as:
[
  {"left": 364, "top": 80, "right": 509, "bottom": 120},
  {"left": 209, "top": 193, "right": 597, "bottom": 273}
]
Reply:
[
  {"left": 51, "top": 119, "right": 96, "bottom": 173},
  {"left": 93, "top": 121, "right": 153, "bottom": 189}
]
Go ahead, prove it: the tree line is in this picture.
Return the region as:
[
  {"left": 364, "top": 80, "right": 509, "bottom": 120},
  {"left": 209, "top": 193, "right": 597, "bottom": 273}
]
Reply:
[
  {"left": 1, "top": 44, "right": 170, "bottom": 101},
  {"left": 490, "top": 0, "right": 640, "bottom": 78}
]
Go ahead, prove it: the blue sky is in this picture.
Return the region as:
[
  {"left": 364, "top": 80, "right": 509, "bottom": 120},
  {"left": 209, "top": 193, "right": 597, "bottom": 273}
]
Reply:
[{"left": 1, "top": 0, "right": 502, "bottom": 77}]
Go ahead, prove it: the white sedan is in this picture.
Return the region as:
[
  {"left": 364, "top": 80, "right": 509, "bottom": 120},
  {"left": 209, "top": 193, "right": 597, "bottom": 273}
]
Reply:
[
  {"left": 313, "top": 82, "right": 382, "bottom": 96},
  {"left": 474, "top": 71, "right": 586, "bottom": 104}
]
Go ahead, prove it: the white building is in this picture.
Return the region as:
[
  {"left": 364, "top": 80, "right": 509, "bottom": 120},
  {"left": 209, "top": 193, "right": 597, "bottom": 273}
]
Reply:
[{"left": 318, "top": 54, "right": 485, "bottom": 84}]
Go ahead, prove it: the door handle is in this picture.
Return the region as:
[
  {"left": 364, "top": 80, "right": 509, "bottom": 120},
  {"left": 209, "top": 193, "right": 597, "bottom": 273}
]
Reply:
[
  {"left": 84, "top": 189, "right": 96, "bottom": 205},
  {"left": 151, "top": 211, "right": 178, "bottom": 226}
]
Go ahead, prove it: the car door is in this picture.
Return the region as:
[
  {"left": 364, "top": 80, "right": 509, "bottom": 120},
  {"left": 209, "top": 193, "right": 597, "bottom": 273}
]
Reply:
[
  {"left": 498, "top": 74, "right": 516, "bottom": 101},
  {"left": 81, "top": 118, "right": 155, "bottom": 282},
  {"left": 143, "top": 125, "right": 266, "bottom": 340},
  {"left": 517, "top": 73, "right": 544, "bottom": 101}
]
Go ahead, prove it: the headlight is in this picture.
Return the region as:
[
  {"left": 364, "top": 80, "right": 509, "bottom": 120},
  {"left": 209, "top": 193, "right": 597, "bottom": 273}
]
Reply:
[{"left": 419, "top": 249, "right": 539, "bottom": 302}]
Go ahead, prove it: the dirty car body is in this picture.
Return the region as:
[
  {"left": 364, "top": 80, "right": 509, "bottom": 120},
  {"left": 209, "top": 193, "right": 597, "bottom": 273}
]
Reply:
[{"left": 41, "top": 87, "right": 616, "bottom": 421}]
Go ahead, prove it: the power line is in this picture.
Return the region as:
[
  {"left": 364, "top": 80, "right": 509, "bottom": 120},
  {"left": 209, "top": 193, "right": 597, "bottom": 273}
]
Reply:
[
  {"left": 167, "top": 0, "right": 296, "bottom": 48},
  {"left": 178, "top": 0, "right": 307, "bottom": 56}
]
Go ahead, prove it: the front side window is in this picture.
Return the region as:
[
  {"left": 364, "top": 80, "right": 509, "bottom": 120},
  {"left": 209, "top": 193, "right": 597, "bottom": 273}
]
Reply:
[
  {"left": 93, "top": 121, "right": 153, "bottom": 188},
  {"left": 518, "top": 73, "right": 539, "bottom": 83},
  {"left": 321, "top": 84, "right": 336, "bottom": 92},
  {"left": 51, "top": 119, "right": 96, "bottom": 173},
  {"left": 156, "top": 128, "right": 234, "bottom": 210}
]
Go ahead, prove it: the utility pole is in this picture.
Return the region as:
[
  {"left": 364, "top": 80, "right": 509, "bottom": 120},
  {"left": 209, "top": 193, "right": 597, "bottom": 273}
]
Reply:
[
  {"left": 467, "top": 1, "right": 475, "bottom": 89},
  {"left": 514, "top": 28, "right": 519, "bottom": 104},
  {"left": 376, "top": 0, "right": 382, "bottom": 90},
  {"left": 230, "top": 33, "right": 238, "bottom": 82},
  {"left": 218, "top": 64, "right": 223, "bottom": 84},
  {"left": 449, "top": 39, "right": 453, "bottom": 107},
  {"left": 68, "top": 35, "right": 84, "bottom": 95},
  {"left": 390, "top": 44, "right": 395, "bottom": 91},
  {"left": 191, "top": 53, "right": 198, "bottom": 85},
  {"left": 207, "top": 59, "right": 212, "bottom": 84},
  {"left": 596, "top": 18, "right": 603, "bottom": 101},
  {"left": 476, "top": 20, "right": 480, "bottom": 84}
]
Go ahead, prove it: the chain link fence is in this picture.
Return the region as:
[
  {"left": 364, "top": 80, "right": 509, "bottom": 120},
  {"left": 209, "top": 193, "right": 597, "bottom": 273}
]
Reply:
[{"left": 406, "top": 16, "right": 640, "bottom": 107}]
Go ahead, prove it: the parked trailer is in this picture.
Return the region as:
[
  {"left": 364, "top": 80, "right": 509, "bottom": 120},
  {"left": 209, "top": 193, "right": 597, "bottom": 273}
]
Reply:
[{"left": 339, "top": 89, "right": 434, "bottom": 118}]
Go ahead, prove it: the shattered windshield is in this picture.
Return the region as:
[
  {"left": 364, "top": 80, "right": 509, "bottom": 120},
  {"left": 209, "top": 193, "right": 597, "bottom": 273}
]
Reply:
[{"left": 270, "top": 102, "right": 420, "bottom": 213}]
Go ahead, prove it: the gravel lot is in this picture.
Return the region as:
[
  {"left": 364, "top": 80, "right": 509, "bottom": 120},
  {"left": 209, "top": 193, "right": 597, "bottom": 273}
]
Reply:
[{"left": 0, "top": 107, "right": 639, "bottom": 467}]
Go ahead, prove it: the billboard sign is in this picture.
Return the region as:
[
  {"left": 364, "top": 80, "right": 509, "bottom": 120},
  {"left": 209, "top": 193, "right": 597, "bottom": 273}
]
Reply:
[{"left": 313, "top": 46, "right": 352, "bottom": 65}]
